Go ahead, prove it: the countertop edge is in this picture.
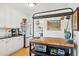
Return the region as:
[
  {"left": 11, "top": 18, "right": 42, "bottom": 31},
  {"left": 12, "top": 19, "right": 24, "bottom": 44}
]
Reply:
[{"left": 0, "top": 35, "right": 23, "bottom": 39}]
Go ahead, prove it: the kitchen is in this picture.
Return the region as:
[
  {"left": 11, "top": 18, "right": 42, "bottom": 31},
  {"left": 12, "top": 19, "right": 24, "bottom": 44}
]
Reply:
[
  {"left": 0, "top": 4, "right": 32, "bottom": 56},
  {"left": 0, "top": 3, "right": 79, "bottom": 56}
]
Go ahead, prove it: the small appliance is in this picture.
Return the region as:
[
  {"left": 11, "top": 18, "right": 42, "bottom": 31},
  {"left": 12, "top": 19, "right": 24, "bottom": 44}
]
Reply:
[{"left": 11, "top": 28, "right": 19, "bottom": 36}]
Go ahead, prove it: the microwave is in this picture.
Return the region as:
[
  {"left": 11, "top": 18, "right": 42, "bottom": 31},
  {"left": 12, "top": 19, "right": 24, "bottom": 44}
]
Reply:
[{"left": 35, "top": 45, "right": 47, "bottom": 52}]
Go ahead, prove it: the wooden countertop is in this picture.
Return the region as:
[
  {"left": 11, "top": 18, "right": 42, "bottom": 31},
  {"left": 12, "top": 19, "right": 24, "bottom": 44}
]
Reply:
[{"left": 31, "top": 37, "right": 76, "bottom": 48}]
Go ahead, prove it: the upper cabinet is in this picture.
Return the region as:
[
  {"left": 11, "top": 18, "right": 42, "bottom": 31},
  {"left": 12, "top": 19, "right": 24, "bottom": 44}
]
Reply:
[{"left": 73, "top": 7, "right": 79, "bottom": 31}]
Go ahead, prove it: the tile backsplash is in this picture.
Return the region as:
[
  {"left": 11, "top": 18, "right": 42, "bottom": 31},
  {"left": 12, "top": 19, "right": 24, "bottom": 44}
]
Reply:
[{"left": 0, "top": 28, "right": 11, "bottom": 38}]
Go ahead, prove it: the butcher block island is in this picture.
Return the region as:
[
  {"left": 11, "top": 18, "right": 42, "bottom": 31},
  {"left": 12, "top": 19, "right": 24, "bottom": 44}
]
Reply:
[{"left": 30, "top": 37, "right": 76, "bottom": 56}]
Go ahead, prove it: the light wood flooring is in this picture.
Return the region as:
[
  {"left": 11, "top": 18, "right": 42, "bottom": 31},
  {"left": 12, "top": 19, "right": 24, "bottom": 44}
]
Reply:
[{"left": 10, "top": 48, "right": 29, "bottom": 56}]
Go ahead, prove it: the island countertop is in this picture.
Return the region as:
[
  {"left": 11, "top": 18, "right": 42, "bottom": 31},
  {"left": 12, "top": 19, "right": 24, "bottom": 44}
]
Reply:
[{"left": 30, "top": 37, "right": 76, "bottom": 48}]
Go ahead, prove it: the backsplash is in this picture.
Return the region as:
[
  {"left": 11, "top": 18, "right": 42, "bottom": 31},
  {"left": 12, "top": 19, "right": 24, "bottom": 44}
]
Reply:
[{"left": 0, "top": 28, "right": 11, "bottom": 38}]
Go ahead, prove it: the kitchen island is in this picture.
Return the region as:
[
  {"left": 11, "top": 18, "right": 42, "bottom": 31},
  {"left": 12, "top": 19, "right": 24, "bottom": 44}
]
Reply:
[{"left": 30, "top": 37, "right": 76, "bottom": 56}]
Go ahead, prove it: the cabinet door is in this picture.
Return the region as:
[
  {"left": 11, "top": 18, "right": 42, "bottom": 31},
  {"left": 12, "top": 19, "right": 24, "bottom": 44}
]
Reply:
[
  {"left": 74, "top": 39, "right": 79, "bottom": 56},
  {"left": 10, "top": 36, "right": 24, "bottom": 52},
  {"left": 76, "top": 40, "right": 79, "bottom": 56},
  {"left": 6, "top": 38, "right": 16, "bottom": 55},
  {"left": 19, "top": 36, "right": 24, "bottom": 49},
  {"left": 5, "top": 37, "right": 21, "bottom": 55},
  {"left": 15, "top": 36, "right": 24, "bottom": 49},
  {"left": 0, "top": 39, "right": 7, "bottom": 56},
  {"left": 0, "top": 36, "right": 24, "bottom": 56},
  {"left": 14, "top": 37, "right": 21, "bottom": 50},
  {"left": 25, "top": 37, "right": 29, "bottom": 47},
  {"left": 11, "top": 37, "right": 20, "bottom": 51},
  {"left": 26, "top": 37, "right": 32, "bottom": 47}
]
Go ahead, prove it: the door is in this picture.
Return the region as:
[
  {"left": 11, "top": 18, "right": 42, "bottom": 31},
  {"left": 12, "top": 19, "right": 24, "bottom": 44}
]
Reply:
[
  {"left": 6, "top": 38, "right": 18, "bottom": 55},
  {"left": 18, "top": 36, "right": 24, "bottom": 49}
]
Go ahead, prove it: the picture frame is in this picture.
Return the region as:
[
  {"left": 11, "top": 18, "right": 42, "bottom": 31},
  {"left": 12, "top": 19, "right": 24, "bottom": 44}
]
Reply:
[{"left": 47, "top": 20, "right": 61, "bottom": 31}]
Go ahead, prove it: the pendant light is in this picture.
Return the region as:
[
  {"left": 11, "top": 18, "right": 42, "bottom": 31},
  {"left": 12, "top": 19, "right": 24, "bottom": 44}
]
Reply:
[{"left": 28, "top": 3, "right": 36, "bottom": 7}]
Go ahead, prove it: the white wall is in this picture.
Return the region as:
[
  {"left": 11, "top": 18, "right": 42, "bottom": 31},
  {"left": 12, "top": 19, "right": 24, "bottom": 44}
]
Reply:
[
  {"left": 34, "top": 16, "right": 72, "bottom": 38},
  {"left": 68, "top": 3, "right": 79, "bottom": 10},
  {"left": 0, "top": 4, "right": 28, "bottom": 37},
  {"left": 28, "top": 3, "right": 70, "bottom": 20},
  {"left": 27, "top": 3, "right": 72, "bottom": 38},
  {"left": 0, "top": 4, "right": 27, "bottom": 28},
  {"left": 33, "top": 3, "right": 79, "bottom": 38},
  {"left": 0, "top": 3, "right": 79, "bottom": 38}
]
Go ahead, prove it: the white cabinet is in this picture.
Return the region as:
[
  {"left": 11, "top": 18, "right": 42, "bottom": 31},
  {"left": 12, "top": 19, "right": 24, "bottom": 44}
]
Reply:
[
  {"left": 7, "top": 36, "right": 24, "bottom": 55},
  {"left": 0, "top": 36, "right": 24, "bottom": 56},
  {"left": 0, "top": 40, "right": 7, "bottom": 56},
  {"left": 74, "top": 39, "right": 79, "bottom": 56},
  {"left": 18, "top": 36, "right": 24, "bottom": 49},
  {"left": 76, "top": 40, "right": 79, "bottom": 56},
  {"left": 11, "top": 37, "right": 20, "bottom": 51},
  {"left": 5, "top": 38, "right": 13, "bottom": 55},
  {"left": 6, "top": 38, "right": 20, "bottom": 55},
  {"left": 25, "top": 36, "right": 32, "bottom": 47},
  {"left": 0, "top": 39, "right": 11, "bottom": 56},
  {"left": 11, "top": 36, "right": 24, "bottom": 51}
]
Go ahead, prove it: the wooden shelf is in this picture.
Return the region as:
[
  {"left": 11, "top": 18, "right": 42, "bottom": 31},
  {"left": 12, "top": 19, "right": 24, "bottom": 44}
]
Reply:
[
  {"left": 31, "top": 37, "right": 75, "bottom": 48},
  {"left": 30, "top": 37, "right": 75, "bottom": 56},
  {"left": 31, "top": 49, "right": 70, "bottom": 56},
  {"left": 31, "top": 48, "right": 59, "bottom": 56},
  {"left": 31, "top": 50, "right": 48, "bottom": 56}
]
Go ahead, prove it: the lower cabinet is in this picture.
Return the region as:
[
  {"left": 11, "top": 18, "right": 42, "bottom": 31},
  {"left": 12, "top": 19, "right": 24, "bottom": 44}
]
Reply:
[
  {"left": 0, "top": 36, "right": 24, "bottom": 56},
  {"left": 0, "top": 40, "right": 7, "bottom": 56},
  {"left": 25, "top": 37, "right": 32, "bottom": 47},
  {"left": 74, "top": 39, "right": 79, "bottom": 56},
  {"left": 76, "top": 40, "right": 79, "bottom": 56}
]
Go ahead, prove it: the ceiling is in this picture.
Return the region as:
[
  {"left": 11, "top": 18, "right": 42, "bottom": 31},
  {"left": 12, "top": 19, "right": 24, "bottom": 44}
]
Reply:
[
  {"left": 0, "top": 3, "right": 79, "bottom": 19},
  {"left": 5, "top": 3, "right": 70, "bottom": 15}
]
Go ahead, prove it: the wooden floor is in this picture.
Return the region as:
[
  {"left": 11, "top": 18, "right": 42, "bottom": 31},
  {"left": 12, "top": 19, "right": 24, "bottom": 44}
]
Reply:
[{"left": 10, "top": 48, "right": 29, "bottom": 56}]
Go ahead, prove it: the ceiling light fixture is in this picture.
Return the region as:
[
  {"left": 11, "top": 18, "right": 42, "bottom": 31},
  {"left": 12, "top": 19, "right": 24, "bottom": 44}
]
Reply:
[{"left": 28, "top": 3, "right": 36, "bottom": 7}]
